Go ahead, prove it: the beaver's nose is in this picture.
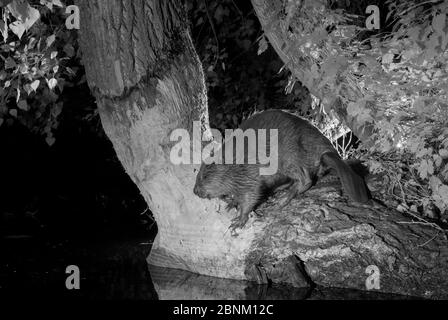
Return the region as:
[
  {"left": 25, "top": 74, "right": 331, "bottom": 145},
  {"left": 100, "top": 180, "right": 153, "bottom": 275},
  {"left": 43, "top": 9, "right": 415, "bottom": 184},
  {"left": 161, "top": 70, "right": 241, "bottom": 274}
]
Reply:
[
  {"left": 193, "top": 184, "right": 201, "bottom": 196},
  {"left": 194, "top": 186, "right": 208, "bottom": 199}
]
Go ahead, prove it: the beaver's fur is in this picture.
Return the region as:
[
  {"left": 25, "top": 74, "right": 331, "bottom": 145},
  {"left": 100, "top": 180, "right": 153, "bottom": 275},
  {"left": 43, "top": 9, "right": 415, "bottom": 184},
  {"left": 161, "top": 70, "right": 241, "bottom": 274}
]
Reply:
[{"left": 193, "top": 110, "right": 370, "bottom": 230}]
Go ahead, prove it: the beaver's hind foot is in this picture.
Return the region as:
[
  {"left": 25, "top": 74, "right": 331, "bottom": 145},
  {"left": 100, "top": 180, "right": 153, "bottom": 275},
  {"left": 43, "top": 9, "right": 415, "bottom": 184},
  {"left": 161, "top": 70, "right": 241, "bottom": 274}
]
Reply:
[{"left": 276, "top": 180, "right": 313, "bottom": 209}]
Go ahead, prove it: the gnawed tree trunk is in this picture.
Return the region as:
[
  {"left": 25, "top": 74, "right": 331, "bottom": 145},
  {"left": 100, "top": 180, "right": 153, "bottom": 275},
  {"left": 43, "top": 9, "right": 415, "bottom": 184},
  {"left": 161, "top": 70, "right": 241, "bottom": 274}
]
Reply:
[
  {"left": 75, "top": 0, "right": 266, "bottom": 282},
  {"left": 76, "top": 0, "right": 448, "bottom": 298}
]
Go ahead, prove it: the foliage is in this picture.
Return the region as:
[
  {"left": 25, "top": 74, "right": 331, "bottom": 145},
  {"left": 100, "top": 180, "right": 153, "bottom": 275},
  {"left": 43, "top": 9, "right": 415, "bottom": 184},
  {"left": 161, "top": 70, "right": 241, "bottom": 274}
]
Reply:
[
  {"left": 364, "top": 150, "right": 445, "bottom": 221},
  {"left": 189, "top": 0, "right": 360, "bottom": 159},
  {"left": 0, "top": 0, "right": 80, "bottom": 145},
  {"left": 188, "top": 0, "right": 310, "bottom": 132},
  {"left": 266, "top": 0, "right": 448, "bottom": 219}
]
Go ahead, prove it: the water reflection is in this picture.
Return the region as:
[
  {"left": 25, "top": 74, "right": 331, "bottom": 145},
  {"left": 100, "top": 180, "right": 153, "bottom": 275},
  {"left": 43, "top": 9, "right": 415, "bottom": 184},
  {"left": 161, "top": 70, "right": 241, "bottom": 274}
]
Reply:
[
  {"left": 148, "top": 265, "right": 421, "bottom": 300},
  {"left": 0, "top": 236, "right": 422, "bottom": 300}
]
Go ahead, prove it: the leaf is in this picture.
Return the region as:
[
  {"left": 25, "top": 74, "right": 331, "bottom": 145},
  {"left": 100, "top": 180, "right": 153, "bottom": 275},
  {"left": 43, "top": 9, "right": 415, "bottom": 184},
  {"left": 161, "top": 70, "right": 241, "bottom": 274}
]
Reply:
[
  {"left": 9, "top": 21, "right": 25, "bottom": 39},
  {"left": 347, "top": 102, "right": 359, "bottom": 115},
  {"left": 195, "top": 17, "right": 203, "bottom": 26},
  {"left": 8, "top": 1, "right": 40, "bottom": 39},
  {"left": 442, "top": 164, "right": 448, "bottom": 181},
  {"left": 53, "top": 101, "right": 63, "bottom": 117},
  {"left": 65, "top": 67, "right": 75, "bottom": 76},
  {"left": 43, "top": 0, "right": 53, "bottom": 10},
  {"left": 45, "top": 136, "right": 56, "bottom": 146},
  {"left": 0, "top": 20, "right": 7, "bottom": 42},
  {"left": 9, "top": 108, "right": 17, "bottom": 117},
  {"left": 5, "top": 56, "right": 16, "bottom": 69},
  {"left": 440, "top": 149, "right": 448, "bottom": 159},
  {"left": 7, "top": 0, "right": 29, "bottom": 20},
  {"left": 257, "top": 35, "right": 268, "bottom": 55},
  {"left": 30, "top": 79, "right": 40, "bottom": 91},
  {"left": 438, "top": 185, "right": 448, "bottom": 203},
  {"left": 416, "top": 147, "right": 432, "bottom": 158},
  {"left": 52, "top": 0, "right": 65, "bottom": 8},
  {"left": 368, "top": 160, "right": 383, "bottom": 173},
  {"left": 434, "top": 155, "right": 443, "bottom": 168},
  {"left": 46, "top": 34, "right": 56, "bottom": 48},
  {"left": 17, "top": 100, "right": 28, "bottom": 111},
  {"left": 63, "top": 43, "right": 75, "bottom": 57},
  {"left": 47, "top": 78, "right": 57, "bottom": 90},
  {"left": 18, "top": 62, "right": 28, "bottom": 74},
  {"left": 214, "top": 5, "right": 224, "bottom": 24},
  {"left": 50, "top": 51, "right": 58, "bottom": 59},
  {"left": 311, "top": 28, "right": 328, "bottom": 43},
  {"left": 23, "top": 83, "right": 32, "bottom": 95},
  {"left": 430, "top": 176, "right": 448, "bottom": 211},
  {"left": 41, "top": 0, "right": 63, "bottom": 10},
  {"left": 418, "top": 159, "right": 434, "bottom": 180},
  {"left": 7, "top": 0, "right": 40, "bottom": 32},
  {"left": 241, "top": 39, "right": 251, "bottom": 51},
  {"left": 16, "top": 86, "right": 20, "bottom": 102},
  {"left": 429, "top": 176, "right": 442, "bottom": 191}
]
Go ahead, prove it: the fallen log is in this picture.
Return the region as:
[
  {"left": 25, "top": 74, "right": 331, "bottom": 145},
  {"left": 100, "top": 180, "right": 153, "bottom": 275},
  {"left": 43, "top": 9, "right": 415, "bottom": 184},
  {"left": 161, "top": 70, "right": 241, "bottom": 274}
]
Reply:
[{"left": 149, "top": 172, "right": 448, "bottom": 299}]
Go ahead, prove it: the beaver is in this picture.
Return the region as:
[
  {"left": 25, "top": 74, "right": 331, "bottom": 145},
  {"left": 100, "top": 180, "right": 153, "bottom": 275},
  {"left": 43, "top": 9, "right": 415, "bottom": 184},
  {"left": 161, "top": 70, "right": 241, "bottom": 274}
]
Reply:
[{"left": 193, "top": 109, "right": 370, "bottom": 230}]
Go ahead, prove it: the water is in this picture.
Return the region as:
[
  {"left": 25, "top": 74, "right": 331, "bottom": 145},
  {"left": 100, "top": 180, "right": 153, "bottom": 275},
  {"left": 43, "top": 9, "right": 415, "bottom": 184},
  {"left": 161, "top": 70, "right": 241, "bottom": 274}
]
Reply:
[{"left": 0, "top": 234, "right": 420, "bottom": 300}]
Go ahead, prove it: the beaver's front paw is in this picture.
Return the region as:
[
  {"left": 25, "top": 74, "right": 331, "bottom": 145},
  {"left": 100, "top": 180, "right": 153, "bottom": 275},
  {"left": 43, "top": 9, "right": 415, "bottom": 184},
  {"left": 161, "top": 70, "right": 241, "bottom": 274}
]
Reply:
[{"left": 229, "top": 214, "right": 249, "bottom": 235}]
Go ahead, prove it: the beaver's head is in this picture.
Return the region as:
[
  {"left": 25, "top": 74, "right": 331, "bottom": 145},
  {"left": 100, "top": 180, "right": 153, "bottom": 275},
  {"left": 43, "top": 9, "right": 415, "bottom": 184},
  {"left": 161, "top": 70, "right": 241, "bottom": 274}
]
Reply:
[{"left": 193, "top": 163, "right": 231, "bottom": 200}]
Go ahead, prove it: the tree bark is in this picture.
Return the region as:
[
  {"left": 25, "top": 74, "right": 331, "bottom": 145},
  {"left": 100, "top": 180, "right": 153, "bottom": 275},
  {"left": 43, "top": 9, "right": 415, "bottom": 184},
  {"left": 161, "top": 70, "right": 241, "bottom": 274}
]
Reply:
[
  {"left": 75, "top": 0, "right": 448, "bottom": 299},
  {"left": 249, "top": 181, "right": 448, "bottom": 298}
]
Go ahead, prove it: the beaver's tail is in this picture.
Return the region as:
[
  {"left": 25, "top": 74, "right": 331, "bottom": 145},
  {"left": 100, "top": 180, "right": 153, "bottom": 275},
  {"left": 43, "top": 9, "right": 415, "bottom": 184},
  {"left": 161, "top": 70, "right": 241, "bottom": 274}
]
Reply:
[{"left": 320, "top": 152, "right": 370, "bottom": 203}]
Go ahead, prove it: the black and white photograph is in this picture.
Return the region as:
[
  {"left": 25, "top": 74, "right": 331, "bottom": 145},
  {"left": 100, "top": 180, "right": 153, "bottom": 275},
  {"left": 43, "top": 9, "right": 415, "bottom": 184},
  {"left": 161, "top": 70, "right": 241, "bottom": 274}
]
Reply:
[{"left": 1, "top": 0, "right": 448, "bottom": 308}]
